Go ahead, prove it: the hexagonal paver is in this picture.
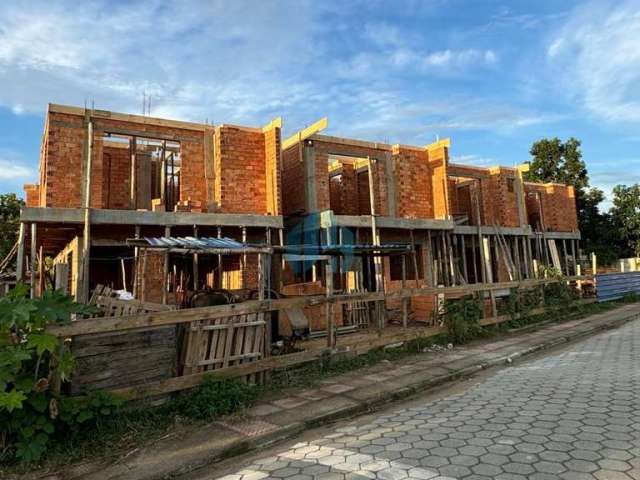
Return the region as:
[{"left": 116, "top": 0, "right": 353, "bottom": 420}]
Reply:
[{"left": 209, "top": 321, "right": 640, "bottom": 480}]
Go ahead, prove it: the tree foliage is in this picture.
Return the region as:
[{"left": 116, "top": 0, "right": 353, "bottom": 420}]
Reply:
[
  {"left": 0, "top": 284, "right": 121, "bottom": 463},
  {"left": 610, "top": 184, "right": 640, "bottom": 257},
  {"left": 0, "top": 194, "right": 24, "bottom": 265},
  {"left": 525, "top": 137, "right": 626, "bottom": 263}
]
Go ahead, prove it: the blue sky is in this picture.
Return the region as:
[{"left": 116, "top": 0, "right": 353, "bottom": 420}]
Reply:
[{"left": 0, "top": 0, "right": 639, "bottom": 209}]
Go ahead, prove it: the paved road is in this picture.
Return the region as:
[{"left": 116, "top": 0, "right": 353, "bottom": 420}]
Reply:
[{"left": 207, "top": 320, "right": 640, "bottom": 480}]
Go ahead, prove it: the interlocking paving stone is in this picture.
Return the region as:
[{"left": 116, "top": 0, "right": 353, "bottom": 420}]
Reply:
[{"left": 210, "top": 320, "right": 640, "bottom": 480}]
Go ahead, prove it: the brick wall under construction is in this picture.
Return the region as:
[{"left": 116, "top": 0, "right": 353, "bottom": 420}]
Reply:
[
  {"left": 281, "top": 137, "right": 453, "bottom": 220},
  {"left": 25, "top": 105, "right": 282, "bottom": 217},
  {"left": 525, "top": 182, "right": 578, "bottom": 232}
]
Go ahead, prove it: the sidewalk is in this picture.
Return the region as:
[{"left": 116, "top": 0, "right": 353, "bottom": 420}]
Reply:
[{"left": 51, "top": 303, "right": 640, "bottom": 480}]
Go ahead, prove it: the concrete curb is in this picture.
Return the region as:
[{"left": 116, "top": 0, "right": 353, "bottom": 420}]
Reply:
[{"left": 162, "top": 309, "right": 640, "bottom": 480}]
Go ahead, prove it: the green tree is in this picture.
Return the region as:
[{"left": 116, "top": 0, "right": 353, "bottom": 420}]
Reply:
[
  {"left": 525, "top": 137, "right": 621, "bottom": 262},
  {"left": 0, "top": 194, "right": 24, "bottom": 266},
  {"left": 526, "top": 137, "right": 589, "bottom": 191},
  {"left": 610, "top": 184, "right": 640, "bottom": 257}
]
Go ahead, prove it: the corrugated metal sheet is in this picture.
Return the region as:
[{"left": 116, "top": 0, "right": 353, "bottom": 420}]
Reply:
[
  {"left": 596, "top": 271, "right": 640, "bottom": 302},
  {"left": 143, "top": 236, "right": 248, "bottom": 250}
]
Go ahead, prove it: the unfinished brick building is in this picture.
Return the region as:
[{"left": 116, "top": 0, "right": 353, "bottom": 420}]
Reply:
[
  {"left": 281, "top": 125, "right": 580, "bottom": 327},
  {"left": 20, "top": 104, "right": 283, "bottom": 303},
  {"left": 18, "top": 105, "right": 580, "bottom": 334}
]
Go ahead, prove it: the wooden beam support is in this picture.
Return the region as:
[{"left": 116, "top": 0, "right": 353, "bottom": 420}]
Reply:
[
  {"left": 282, "top": 117, "right": 328, "bottom": 151},
  {"left": 16, "top": 222, "right": 25, "bottom": 281},
  {"left": 30, "top": 223, "right": 36, "bottom": 298}
]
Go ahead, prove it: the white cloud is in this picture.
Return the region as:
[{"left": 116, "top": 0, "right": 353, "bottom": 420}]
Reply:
[
  {"left": 0, "top": 159, "right": 33, "bottom": 180},
  {"left": 423, "top": 49, "right": 498, "bottom": 68},
  {"left": 450, "top": 154, "right": 495, "bottom": 166},
  {"left": 547, "top": 1, "right": 640, "bottom": 123}
]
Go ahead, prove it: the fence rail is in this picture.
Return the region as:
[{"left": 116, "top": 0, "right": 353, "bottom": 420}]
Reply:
[{"left": 49, "top": 275, "right": 593, "bottom": 399}]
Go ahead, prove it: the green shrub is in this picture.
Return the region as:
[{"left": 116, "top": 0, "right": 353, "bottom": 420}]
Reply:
[
  {"left": 0, "top": 284, "right": 121, "bottom": 464},
  {"left": 443, "top": 295, "right": 483, "bottom": 344},
  {"left": 169, "top": 376, "right": 258, "bottom": 420},
  {"left": 621, "top": 292, "right": 639, "bottom": 303}
]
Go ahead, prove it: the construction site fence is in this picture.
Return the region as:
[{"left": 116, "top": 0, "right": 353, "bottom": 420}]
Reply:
[{"left": 48, "top": 275, "right": 594, "bottom": 400}]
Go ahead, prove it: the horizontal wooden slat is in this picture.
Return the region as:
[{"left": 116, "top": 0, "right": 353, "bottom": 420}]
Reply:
[{"left": 49, "top": 276, "right": 594, "bottom": 337}]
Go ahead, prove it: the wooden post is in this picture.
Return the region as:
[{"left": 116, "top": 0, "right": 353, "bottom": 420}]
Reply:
[
  {"left": 16, "top": 222, "right": 25, "bottom": 281},
  {"left": 193, "top": 225, "right": 199, "bottom": 290},
  {"left": 426, "top": 230, "right": 434, "bottom": 287},
  {"left": 591, "top": 252, "right": 597, "bottom": 275},
  {"left": 278, "top": 228, "right": 285, "bottom": 292},
  {"left": 130, "top": 136, "right": 137, "bottom": 209},
  {"left": 513, "top": 236, "right": 521, "bottom": 280},
  {"left": 30, "top": 223, "right": 36, "bottom": 299},
  {"left": 570, "top": 239, "right": 577, "bottom": 276},
  {"left": 461, "top": 235, "right": 468, "bottom": 283},
  {"left": 367, "top": 157, "right": 385, "bottom": 332},
  {"left": 471, "top": 235, "right": 478, "bottom": 283},
  {"left": 162, "top": 226, "right": 171, "bottom": 304},
  {"left": 241, "top": 227, "right": 247, "bottom": 288},
  {"left": 562, "top": 239, "right": 570, "bottom": 276},
  {"left": 141, "top": 247, "right": 148, "bottom": 302},
  {"left": 133, "top": 225, "right": 141, "bottom": 297},
  {"left": 325, "top": 257, "right": 335, "bottom": 348},
  {"left": 78, "top": 116, "right": 94, "bottom": 304},
  {"left": 401, "top": 253, "right": 408, "bottom": 328},
  {"left": 120, "top": 258, "right": 127, "bottom": 291},
  {"left": 217, "top": 227, "right": 222, "bottom": 289},
  {"left": 410, "top": 230, "right": 420, "bottom": 288},
  {"left": 38, "top": 246, "right": 44, "bottom": 295}
]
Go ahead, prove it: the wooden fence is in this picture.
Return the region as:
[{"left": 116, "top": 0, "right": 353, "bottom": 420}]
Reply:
[{"left": 50, "top": 275, "right": 593, "bottom": 399}]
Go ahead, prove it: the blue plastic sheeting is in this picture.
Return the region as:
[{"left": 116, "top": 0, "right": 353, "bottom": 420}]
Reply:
[{"left": 596, "top": 271, "right": 640, "bottom": 302}]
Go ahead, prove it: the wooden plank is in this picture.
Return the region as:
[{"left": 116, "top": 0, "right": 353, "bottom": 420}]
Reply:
[
  {"left": 30, "top": 223, "right": 36, "bottom": 298},
  {"left": 282, "top": 117, "right": 328, "bottom": 151},
  {"left": 49, "top": 276, "right": 593, "bottom": 337},
  {"left": 16, "top": 222, "right": 25, "bottom": 281}
]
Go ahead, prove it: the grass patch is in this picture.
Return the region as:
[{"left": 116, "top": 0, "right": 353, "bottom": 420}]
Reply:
[{"left": 1, "top": 377, "right": 258, "bottom": 475}]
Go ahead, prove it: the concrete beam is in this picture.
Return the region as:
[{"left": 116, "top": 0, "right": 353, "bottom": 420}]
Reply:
[
  {"left": 320, "top": 211, "right": 454, "bottom": 230},
  {"left": 20, "top": 207, "right": 284, "bottom": 228},
  {"left": 454, "top": 225, "right": 532, "bottom": 236}
]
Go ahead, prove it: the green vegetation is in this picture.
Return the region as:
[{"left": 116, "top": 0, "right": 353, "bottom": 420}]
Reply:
[
  {"left": 0, "top": 285, "right": 258, "bottom": 469},
  {"left": 0, "top": 194, "right": 23, "bottom": 266},
  {"left": 525, "top": 137, "right": 640, "bottom": 264},
  {"left": 442, "top": 295, "right": 483, "bottom": 344}
]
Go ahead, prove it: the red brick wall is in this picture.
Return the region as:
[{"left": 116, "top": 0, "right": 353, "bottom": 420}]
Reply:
[
  {"left": 281, "top": 145, "right": 305, "bottom": 215},
  {"left": 34, "top": 107, "right": 281, "bottom": 216},
  {"left": 486, "top": 168, "right": 519, "bottom": 227},
  {"left": 428, "top": 146, "right": 450, "bottom": 219},
  {"left": 39, "top": 111, "right": 86, "bottom": 207},
  {"left": 392, "top": 145, "right": 433, "bottom": 218},
  {"left": 215, "top": 126, "right": 267, "bottom": 214},
  {"left": 101, "top": 143, "right": 130, "bottom": 209},
  {"left": 524, "top": 183, "right": 577, "bottom": 232},
  {"left": 264, "top": 126, "right": 282, "bottom": 215},
  {"left": 24, "top": 184, "right": 40, "bottom": 207}
]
